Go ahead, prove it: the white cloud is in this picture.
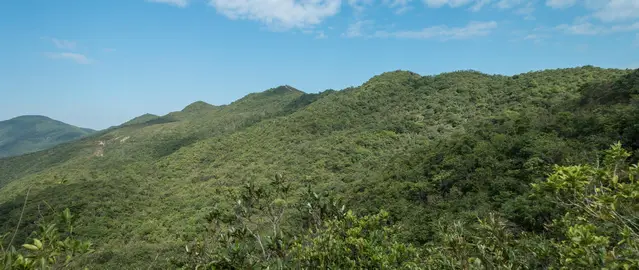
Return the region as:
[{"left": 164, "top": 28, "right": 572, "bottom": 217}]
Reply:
[
  {"left": 593, "top": 0, "right": 639, "bottom": 22},
  {"left": 146, "top": 0, "right": 189, "bottom": 7},
  {"left": 511, "top": 28, "right": 549, "bottom": 44},
  {"left": 496, "top": 0, "right": 522, "bottom": 9},
  {"left": 45, "top": 52, "right": 92, "bottom": 64},
  {"left": 546, "top": 0, "right": 576, "bottom": 8},
  {"left": 422, "top": 0, "right": 523, "bottom": 11},
  {"left": 424, "top": 0, "right": 474, "bottom": 8},
  {"left": 523, "top": 33, "right": 548, "bottom": 42},
  {"left": 555, "top": 22, "right": 606, "bottom": 35},
  {"left": 384, "top": 0, "right": 414, "bottom": 13},
  {"left": 51, "top": 38, "right": 76, "bottom": 50},
  {"left": 549, "top": 0, "right": 639, "bottom": 22},
  {"left": 209, "top": 0, "right": 341, "bottom": 30},
  {"left": 349, "top": 0, "right": 373, "bottom": 11},
  {"left": 555, "top": 21, "right": 639, "bottom": 35},
  {"left": 315, "top": 30, "right": 328, "bottom": 39},
  {"left": 515, "top": 1, "right": 535, "bottom": 19},
  {"left": 374, "top": 21, "right": 497, "bottom": 40},
  {"left": 343, "top": 20, "right": 374, "bottom": 37},
  {"left": 610, "top": 22, "right": 639, "bottom": 31},
  {"left": 470, "top": 0, "right": 492, "bottom": 11}
]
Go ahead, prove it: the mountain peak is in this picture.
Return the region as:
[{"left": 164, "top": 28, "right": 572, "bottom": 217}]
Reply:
[
  {"left": 9, "top": 115, "right": 53, "bottom": 122},
  {"left": 121, "top": 113, "right": 160, "bottom": 126},
  {"left": 0, "top": 115, "right": 95, "bottom": 158},
  {"left": 182, "top": 101, "right": 216, "bottom": 113},
  {"left": 365, "top": 70, "right": 422, "bottom": 85},
  {"left": 264, "top": 85, "right": 304, "bottom": 95}
]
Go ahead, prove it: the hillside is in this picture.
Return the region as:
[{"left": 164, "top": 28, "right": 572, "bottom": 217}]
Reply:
[
  {"left": 0, "top": 115, "right": 95, "bottom": 158},
  {"left": 1, "top": 67, "right": 638, "bottom": 269}
]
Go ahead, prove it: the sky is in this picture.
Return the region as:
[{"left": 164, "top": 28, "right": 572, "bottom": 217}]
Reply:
[{"left": 1, "top": 0, "right": 638, "bottom": 130}]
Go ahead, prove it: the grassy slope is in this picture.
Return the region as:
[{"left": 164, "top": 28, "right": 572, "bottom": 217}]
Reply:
[
  {"left": 0, "top": 67, "right": 637, "bottom": 268},
  {"left": 0, "top": 115, "right": 95, "bottom": 158}
]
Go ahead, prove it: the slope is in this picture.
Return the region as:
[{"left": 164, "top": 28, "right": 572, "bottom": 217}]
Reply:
[
  {"left": 1, "top": 67, "right": 638, "bottom": 269},
  {"left": 0, "top": 115, "right": 95, "bottom": 158}
]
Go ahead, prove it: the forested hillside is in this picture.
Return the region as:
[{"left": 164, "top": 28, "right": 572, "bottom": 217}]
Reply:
[
  {"left": 1, "top": 66, "right": 638, "bottom": 269},
  {"left": 0, "top": 116, "right": 95, "bottom": 158}
]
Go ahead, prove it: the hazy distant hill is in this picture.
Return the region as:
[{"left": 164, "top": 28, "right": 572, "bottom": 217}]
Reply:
[{"left": 0, "top": 115, "right": 95, "bottom": 158}]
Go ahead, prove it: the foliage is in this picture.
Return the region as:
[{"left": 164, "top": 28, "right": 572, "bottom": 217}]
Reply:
[
  {"left": 531, "top": 142, "right": 639, "bottom": 269},
  {"left": 0, "top": 67, "right": 638, "bottom": 268},
  {"left": 1, "top": 207, "right": 92, "bottom": 269},
  {"left": 420, "top": 142, "right": 639, "bottom": 269},
  {"left": 180, "top": 142, "right": 639, "bottom": 269},
  {"left": 178, "top": 175, "right": 420, "bottom": 269}
]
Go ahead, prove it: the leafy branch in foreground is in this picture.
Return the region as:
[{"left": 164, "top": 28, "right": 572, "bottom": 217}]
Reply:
[
  {"left": 1, "top": 205, "right": 93, "bottom": 270},
  {"left": 423, "top": 142, "right": 639, "bottom": 270},
  {"left": 178, "top": 174, "right": 420, "bottom": 269},
  {"left": 532, "top": 142, "right": 639, "bottom": 269}
]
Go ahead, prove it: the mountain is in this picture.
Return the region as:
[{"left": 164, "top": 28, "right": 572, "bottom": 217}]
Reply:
[
  {"left": 0, "top": 115, "right": 95, "bottom": 158},
  {"left": 0, "top": 67, "right": 638, "bottom": 269},
  {"left": 120, "top": 113, "right": 160, "bottom": 127}
]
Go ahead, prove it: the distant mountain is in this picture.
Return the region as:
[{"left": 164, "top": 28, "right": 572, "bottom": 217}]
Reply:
[{"left": 0, "top": 115, "right": 95, "bottom": 158}]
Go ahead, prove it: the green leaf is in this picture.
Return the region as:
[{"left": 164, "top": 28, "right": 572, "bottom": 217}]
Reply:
[
  {"left": 33, "top": 239, "right": 43, "bottom": 249},
  {"left": 22, "top": 244, "right": 39, "bottom": 251}
]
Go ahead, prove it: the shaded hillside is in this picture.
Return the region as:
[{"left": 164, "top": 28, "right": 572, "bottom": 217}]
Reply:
[
  {"left": 0, "top": 115, "right": 95, "bottom": 158},
  {"left": 1, "top": 67, "right": 638, "bottom": 269}
]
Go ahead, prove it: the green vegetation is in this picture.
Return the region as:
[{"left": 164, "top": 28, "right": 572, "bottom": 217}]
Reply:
[
  {"left": 119, "top": 114, "right": 160, "bottom": 127},
  {"left": 1, "top": 207, "right": 92, "bottom": 269},
  {"left": 0, "top": 116, "right": 95, "bottom": 158},
  {"left": 1, "top": 66, "right": 638, "bottom": 269}
]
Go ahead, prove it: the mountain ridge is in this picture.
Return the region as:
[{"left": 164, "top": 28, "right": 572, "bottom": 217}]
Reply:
[{"left": 0, "top": 66, "right": 638, "bottom": 268}]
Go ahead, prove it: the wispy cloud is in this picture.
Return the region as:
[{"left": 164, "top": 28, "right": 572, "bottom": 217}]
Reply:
[
  {"left": 373, "top": 21, "right": 498, "bottom": 40},
  {"left": 545, "top": 0, "right": 576, "bottom": 9},
  {"left": 523, "top": 33, "right": 548, "bottom": 43},
  {"left": 515, "top": 2, "right": 535, "bottom": 20},
  {"left": 342, "top": 20, "right": 374, "bottom": 37},
  {"left": 424, "top": 0, "right": 475, "bottom": 8},
  {"left": 593, "top": 0, "right": 639, "bottom": 22},
  {"left": 348, "top": 0, "right": 374, "bottom": 12},
  {"left": 555, "top": 22, "right": 606, "bottom": 35},
  {"left": 384, "top": 0, "right": 413, "bottom": 14},
  {"left": 547, "top": 0, "right": 639, "bottom": 22},
  {"left": 146, "top": 0, "right": 189, "bottom": 7},
  {"left": 209, "top": 0, "right": 341, "bottom": 30},
  {"left": 421, "top": 0, "right": 526, "bottom": 11},
  {"left": 555, "top": 21, "right": 639, "bottom": 35},
  {"left": 496, "top": 0, "right": 522, "bottom": 9},
  {"left": 50, "top": 38, "right": 77, "bottom": 50},
  {"left": 470, "top": 0, "right": 492, "bottom": 12},
  {"left": 45, "top": 52, "right": 92, "bottom": 64},
  {"left": 610, "top": 22, "right": 639, "bottom": 32},
  {"left": 315, "top": 31, "right": 328, "bottom": 39}
]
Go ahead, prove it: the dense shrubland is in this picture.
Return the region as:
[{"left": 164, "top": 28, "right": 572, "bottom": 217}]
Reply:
[{"left": 0, "top": 66, "right": 638, "bottom": 269}]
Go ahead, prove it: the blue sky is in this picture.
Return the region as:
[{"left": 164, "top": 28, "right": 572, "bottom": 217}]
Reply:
[{"left": 1, "top": 0, "right": 638, "bottom": 129}]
